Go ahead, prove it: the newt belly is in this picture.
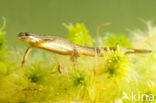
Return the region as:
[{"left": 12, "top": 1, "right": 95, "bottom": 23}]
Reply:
[{"left": 38, "top": 41, "right": 74, "bottom": 55}]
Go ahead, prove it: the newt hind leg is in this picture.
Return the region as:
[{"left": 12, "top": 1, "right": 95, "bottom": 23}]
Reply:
[{"left": 70, "top": 49, "right": 80, "bottom": 66}]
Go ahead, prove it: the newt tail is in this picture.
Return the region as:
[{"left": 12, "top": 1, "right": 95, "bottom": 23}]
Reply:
[{"left": 76, "top": 46, "right": 152, "bottom": 56}]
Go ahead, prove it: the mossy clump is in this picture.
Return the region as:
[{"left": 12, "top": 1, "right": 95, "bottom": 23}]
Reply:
[
  {"left": 0, "top": 21, "right": 155, "bottom": 103},
  {"left": 103, "top": 34, "right": 132, "bottom": 47},
  {"left": 65, "top": 23, "right": 94, "bottom": 46},
  {"left": 0, "top": 17, "right": 7, "bottom": 60}
]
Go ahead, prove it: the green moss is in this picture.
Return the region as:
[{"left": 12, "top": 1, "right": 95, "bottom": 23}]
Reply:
[
  {"left": 104, "top": 49, "right": 129, "bottom": 78},
  {"left": 65, "top": 23, "right": 94, "bottom": 46},
  {"left": 104, "top": 34, "right": 132, "bottom": 47},
  {"left": 72, "top": 72, "right": 89, "bottom": 87},
  {"left": 0, "top": 21, "right": 155, "bottom": 103},
  {"left": 0, "top": 17, "right": 7, "bottom": 60}
]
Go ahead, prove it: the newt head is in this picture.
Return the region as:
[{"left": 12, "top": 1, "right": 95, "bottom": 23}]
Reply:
[{"left": 18, "top": 32, "right": 41, "bottom": 45}]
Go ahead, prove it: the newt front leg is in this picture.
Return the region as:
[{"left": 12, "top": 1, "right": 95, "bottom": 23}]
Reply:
[{"left": 21, "top": 47, "right": 32, "bottom": 68}]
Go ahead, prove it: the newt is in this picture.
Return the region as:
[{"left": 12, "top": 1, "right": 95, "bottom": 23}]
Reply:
[{"left": 18, "top": 32, "right": 152, "bottom": 67}]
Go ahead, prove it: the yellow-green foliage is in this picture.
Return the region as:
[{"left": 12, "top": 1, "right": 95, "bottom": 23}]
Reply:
[
  {"left": 66, "top": 23, "right": 94, "bottom": 46},
  {"left": 0, "top": 18, "right": 7, "bottom": 59},
  {"left": 104, "top": 34, "right": 132, "bottom": 47},
  {"left": 0, "top": 21, "right": 156, "bottom": 103},
  {"left": 0, "top": 18, "right": 7, "bottom": 78}
]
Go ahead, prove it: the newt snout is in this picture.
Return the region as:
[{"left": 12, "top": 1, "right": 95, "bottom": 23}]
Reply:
[{"left": 18, "top": 32, "right": 41, "bottom": 45}]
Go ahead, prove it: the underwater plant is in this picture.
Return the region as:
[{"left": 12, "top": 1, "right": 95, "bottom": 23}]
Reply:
[
  {"left": 65, "top": 23, "right": 94, "bottom": 46},
  {"left": 0, "top": 17, "right": 7, "bottom": 59},
  {"left": 0, "top": 21, "right": 155, "bottom": 103},
  {"left": 0, "top": 18, "right": 7, "bottom": 78},
  {"left": 103, "top": 34, "right": 132, "bottom": 48}
]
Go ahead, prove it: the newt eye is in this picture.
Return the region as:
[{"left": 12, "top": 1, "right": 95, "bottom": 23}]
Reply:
[{"left": 25, "top": 33, "right": 30, "bottom": 36}]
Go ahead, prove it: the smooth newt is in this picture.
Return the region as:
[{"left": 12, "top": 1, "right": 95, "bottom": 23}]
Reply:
[{"left": 18, "top": 32, "right": 152, "bottom": 67}]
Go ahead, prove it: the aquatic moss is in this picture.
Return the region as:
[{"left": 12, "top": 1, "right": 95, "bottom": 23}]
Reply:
[
  {"left": 0, "top": 21, "right": 155, "bottom": 103},
  {"left": 65, "top": 23, "right": 94, "bottom": 46},
  {"left": 0, "top": 17, "right": 7, "bottom": 59},
  {"left": 103, "top": 34, "right": 132, "bottom": 47}
]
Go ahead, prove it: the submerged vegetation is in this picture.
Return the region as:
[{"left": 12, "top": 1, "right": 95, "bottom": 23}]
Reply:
[
  {"left": 65, "top": 23, "right": 94, "bottom": 46},
  {"left": 0, "top": 21, "right": 156, "bottom": 103}
]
